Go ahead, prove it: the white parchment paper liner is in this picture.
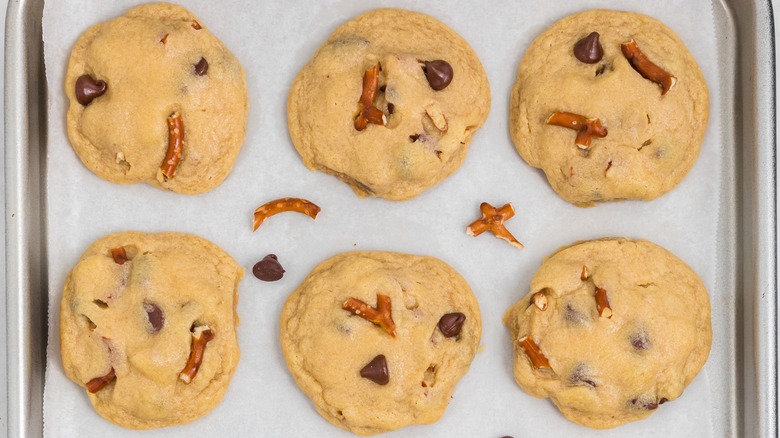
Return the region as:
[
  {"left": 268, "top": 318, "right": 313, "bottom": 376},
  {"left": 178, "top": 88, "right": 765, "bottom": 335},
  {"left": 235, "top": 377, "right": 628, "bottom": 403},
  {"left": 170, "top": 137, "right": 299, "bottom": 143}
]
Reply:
[{"left": 43, "top": 1, "right": 724, "bottom": 436}]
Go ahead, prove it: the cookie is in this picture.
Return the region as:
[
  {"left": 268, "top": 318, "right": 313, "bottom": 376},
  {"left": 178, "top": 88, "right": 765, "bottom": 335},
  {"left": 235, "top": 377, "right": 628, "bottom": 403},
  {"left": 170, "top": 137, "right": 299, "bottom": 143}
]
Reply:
[
  {"left": 65, "top": 3, "right": 249, "bottom": 194},
  {"left": 288, "top": 9, "right": 491, "bottom": 201},
  {"left": 509, "top": 10, "right": 709, "bottom": 206},
  {"left": 60, "top": 232, "right": 243, "bottom": 429},
  {"left": 280, "top": 252, "right": 482, "bottom": 435},
  {"left": 503, "top": 238, "right": 711, "bottom": 428}
]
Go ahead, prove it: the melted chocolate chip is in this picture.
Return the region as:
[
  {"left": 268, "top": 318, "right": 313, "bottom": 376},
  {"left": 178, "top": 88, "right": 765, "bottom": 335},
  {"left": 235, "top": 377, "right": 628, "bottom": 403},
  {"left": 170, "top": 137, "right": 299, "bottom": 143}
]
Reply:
[
  {"left": 438, "top": 312, "right": 466, "bottom": 337},
  {"left": 194, "top": 57, "right": 209, "bottom": 76},
  {"left": 360, "top": 354, "right": 389, "bottom": 385},
  {"left": 629, "top": 397, "right": 659, "bottom": 410},
  {"left": 410, "top": 133, "right": 423, "bottom": 142},
  {"left": 423, "top": 60, "right": 453, "bottom": 91},
  {"left": 144, "top": 302, "right": 165, "bottom": 332},
  {"left": 630, "top": 330, "right": 651, "bottom": 351},
  {"left": 75, "top": 75, "right": 107, "bottom": 106},
  {"left": 253, "top": 254, "right": 285, "bottom": 281},
  {"left": 573, "top": 32, "right": 604, "bottom": 64},
  {"left": 568, "top": 364, "right": 597, "bottom": 388},
  {"left": 564, "top": 303, "right": 587, "bottom": 325}
]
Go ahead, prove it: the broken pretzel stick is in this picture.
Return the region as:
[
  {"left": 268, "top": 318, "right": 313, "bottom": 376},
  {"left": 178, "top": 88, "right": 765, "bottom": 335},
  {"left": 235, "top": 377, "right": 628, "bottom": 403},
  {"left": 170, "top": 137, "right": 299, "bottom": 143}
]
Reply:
[
  {"left": 343, "top": 294, "right": 397, "bottom": 337},
  {"left": 621, "top": 40, "right": 677, "bottom": 95},
  {"left": 179, "top": 325, "right": 215, "bottom": 383},
  {"left": 595, "top": 287, "right": 613, "bottom": 318},
  {"left": 252, "top": 197, "right": 321, "bottom": 231},
  {"left": 547, "top": 111, "right": 607, "bottom": 151},
  {"left": 160, "top": 112, "right": 184, "bottom": 181},
  {"left": 354, "top": 64, "right": 386, "bottom": 131},
  {"left": 518, "top": 336, "right": 552, "bottom": 371}
]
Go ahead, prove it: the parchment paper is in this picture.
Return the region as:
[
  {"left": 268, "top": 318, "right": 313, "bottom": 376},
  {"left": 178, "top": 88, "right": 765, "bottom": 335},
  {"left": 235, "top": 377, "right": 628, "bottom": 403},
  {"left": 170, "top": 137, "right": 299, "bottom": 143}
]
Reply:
[{"left": 43, "top": 1, "right": 726, "bottom": 436}]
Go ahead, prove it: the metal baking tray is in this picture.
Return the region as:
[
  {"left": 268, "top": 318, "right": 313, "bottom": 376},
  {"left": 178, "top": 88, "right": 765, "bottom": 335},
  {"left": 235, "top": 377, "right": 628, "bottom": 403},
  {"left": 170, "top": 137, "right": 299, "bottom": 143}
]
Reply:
[{"left": 4, "top": 0, "right": 777, "bottom": 436}]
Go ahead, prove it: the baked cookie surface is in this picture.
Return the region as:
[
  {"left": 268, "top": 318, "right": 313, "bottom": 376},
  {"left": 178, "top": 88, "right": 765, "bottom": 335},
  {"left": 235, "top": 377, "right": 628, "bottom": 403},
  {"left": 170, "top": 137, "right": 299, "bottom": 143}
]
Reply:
[
  {"left": 509, "top": 10, "right": 709, "bottom": 206},
  {"left": 280, "top": 252, "right": 482, "bottom": 435},
  {"left": 60, "top": 232, "right": 243, "bottom": 429},
  {"left": 288, "top": 9, "right": 491, "bottom": 201},
  {"left": 503, "top": 238, "right": 711, "bottom": 428},
  {"left": 65, "top": 3, "right": 249, "bottom": 194}
]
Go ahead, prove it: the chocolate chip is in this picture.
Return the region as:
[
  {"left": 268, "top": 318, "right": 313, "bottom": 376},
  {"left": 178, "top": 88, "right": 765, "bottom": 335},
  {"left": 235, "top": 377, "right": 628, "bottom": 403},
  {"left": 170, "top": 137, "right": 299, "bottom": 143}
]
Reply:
[
  {"left": 387, "top": 103, "right": 395, "bottom": 115},
  {"left": 75, "top": 75, "right": 107, "bottom": 106},
  {"left": 194, "top": 57, "right": 209, "bottom": 76},
  {"left": 253, "top": 254, "right": 285, "bottom": 281},
  {"left": 574, "top": 32, "right": 603, "bottom": 64},
  {"left": 410, "top": 133, "right": 422, "bottom": 142},
  {"left": 659, "top": 397, "right": 669, "bottom": 404},
  {"left": 360, "top": 354, "right": 389, "bottom": 385},
  {"left": 144, "top": 302, "right": 165, "bottom": 332},
  {"left": 630, "top": 330, "right": 650, "bottom": 351},
  {"left": 438, "top": 312, "right": 466, "bottom": 337},
  {"left": 568, "top": 364, "right": 597, "bottom": 388},
  {"left": 423, "top": 60, "right": 453, "bottom": 91}
]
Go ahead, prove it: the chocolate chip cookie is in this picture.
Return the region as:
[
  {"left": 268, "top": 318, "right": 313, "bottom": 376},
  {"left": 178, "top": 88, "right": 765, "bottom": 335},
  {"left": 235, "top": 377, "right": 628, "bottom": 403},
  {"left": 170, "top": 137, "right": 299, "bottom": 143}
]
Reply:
[
  {"left": 503, "top": 238, "right": 711, "bottom": 428},
  {"left": 509, "top": 10, "right": 709, "bottom": 206},
  {"left": 60, "top": 232, "right": 243, "bottom": 429},
  {"left": 288, "top": 9, "right": 491, "bottom": 201},
  {"left": 280, "top": 252, "right": 482, "bottom": 435},
  {"left": 65, "top": 3, "right": 249, "bottom": 194}
]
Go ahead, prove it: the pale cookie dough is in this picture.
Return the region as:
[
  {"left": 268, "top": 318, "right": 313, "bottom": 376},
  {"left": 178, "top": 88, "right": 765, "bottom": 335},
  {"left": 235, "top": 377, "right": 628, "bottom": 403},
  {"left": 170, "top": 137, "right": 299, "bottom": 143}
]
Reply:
[
  {"left": 504, "top": 238, "right": 711, "bottom": 428},
  {"left": 280, "top": 252, "right": 482, "bottom": 435},
  {"left": 510, "top": 10, "right": 709, "bottom": 206},
  {"left": 65, "top": 3, "right": 249, "bottom": 194},
  {"left": 60, "top": 232, "right": 243, "bottom": 429},
  {"left": 288, "top": 9, "right": 491, "bottom": 201}
]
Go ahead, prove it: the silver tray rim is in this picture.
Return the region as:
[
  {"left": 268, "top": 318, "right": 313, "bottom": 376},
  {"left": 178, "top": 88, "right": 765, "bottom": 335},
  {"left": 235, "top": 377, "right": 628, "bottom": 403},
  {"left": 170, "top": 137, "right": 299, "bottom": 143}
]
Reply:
[{"left": 4, "top": 0, "right": 777, "bottom": 436}]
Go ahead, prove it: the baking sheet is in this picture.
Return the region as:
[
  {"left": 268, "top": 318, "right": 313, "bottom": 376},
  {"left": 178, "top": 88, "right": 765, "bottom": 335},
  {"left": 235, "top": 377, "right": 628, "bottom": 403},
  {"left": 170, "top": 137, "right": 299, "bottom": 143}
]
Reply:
[{"left": 41, "top": 0, "right": 727, "bottom": 436}]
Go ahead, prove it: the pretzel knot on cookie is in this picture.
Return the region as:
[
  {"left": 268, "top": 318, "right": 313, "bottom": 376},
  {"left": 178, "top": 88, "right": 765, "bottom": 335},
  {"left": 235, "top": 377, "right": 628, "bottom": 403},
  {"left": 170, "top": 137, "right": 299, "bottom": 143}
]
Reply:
[{"left": 466, "top": 202, "right": 524, "bottom": 249}]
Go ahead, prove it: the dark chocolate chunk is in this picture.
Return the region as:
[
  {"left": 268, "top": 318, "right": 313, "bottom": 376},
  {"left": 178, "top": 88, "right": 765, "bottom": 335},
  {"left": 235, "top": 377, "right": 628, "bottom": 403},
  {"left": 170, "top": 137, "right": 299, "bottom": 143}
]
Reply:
[
  {"left": 573, "top": 32, "right": 604, "bottom": 64},
  {"left": 438, "top": 312, "right": 466, "bottom": 337},
  {"left": 253, "top": 254, "right": 285, "bottom": 281},
  {"left": 144, "top": 302, "right": 165, "bottom": 332},
  {"left": 75, "top": 75, "right": 107, "bottom": 106},
  {"left": 630, "top": 330, "right": 650, "bottom": 351},
  {"left": 423, "top": 60, "right": 453, "bottom": 91},
  {"left": 194, "top": 57, "right": 209, "bottom": 76},
  {"left": 360, "top": 354, "right": 389, "bottom": 385}
]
